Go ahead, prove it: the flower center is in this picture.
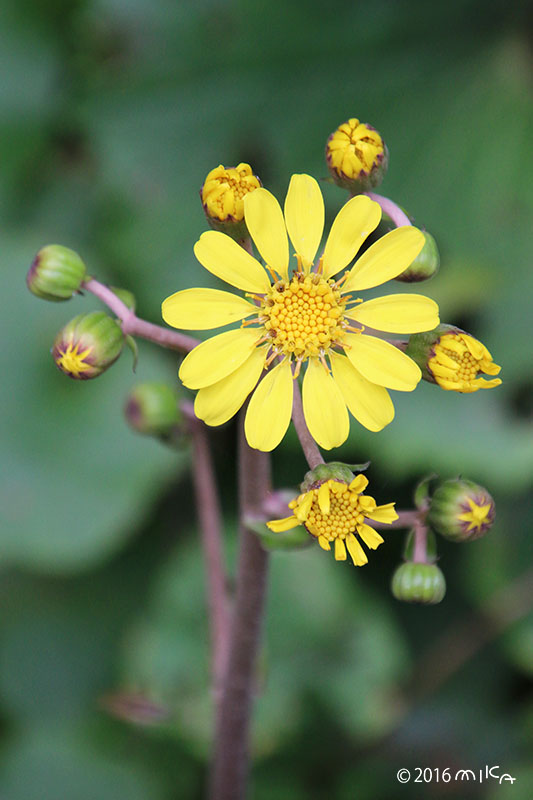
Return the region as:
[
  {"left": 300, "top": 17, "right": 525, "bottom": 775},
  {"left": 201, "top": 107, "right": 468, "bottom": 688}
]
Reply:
[
  {"left": 441, "top": 347, "right": 479, "bottom": 382},
  {"left": 56, "top": 341, "right": 92, "bottom": 377},
  {"left": 304, "top": 485, "right": 366, "bottom": 542},
  {"left": 261, "top": 272, "right": 346, "bottom": 359}
]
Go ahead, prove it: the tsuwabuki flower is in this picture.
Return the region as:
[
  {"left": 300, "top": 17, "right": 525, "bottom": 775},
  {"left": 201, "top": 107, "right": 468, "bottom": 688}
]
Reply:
[
  {"left": 326, "top": 118, "right": 388, "bottom": 191},
  {"left": 267, "top": 474, "right": 397, "bottom": 567},
  {"left": 162, "top": 174, "right": 440, "bottom": 451},
  {"left": 406, "top": 325, "right": 501, "bottom": 393}
]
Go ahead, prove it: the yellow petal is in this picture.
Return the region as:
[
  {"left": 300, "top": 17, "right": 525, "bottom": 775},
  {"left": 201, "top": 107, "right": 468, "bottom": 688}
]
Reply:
[
  {"left": 321, "top": 195, "right": 381, "bottom": 279},
  {"left": 244, "top": 188, "right": 289, "bottom": 278},
  {"left": 346, "top": 534, "right": 368, "bottom": 566},
  {"left": 318, "top": 535, "right": 331, "bottom": 551},
  {"left": 266, "top": 516, "right": 299, "bottom": 532},
  {"left": 302, "top": 358, "right": 349, "bottom": 449},
  {"left": 244, "top": 359, "right": 293, "bottom": 451},
  {"left": 194, "top": 231, "right": 271, "bottom": 293},
  {"left": 193, "top": 346, "right": 265, "bottom": 425},
  {"left": 344, "top": 334, "right": 421, "bottom": 391},
  {"left": 179, "top": 328, "right": 260, "bottom": 389},
  {"left": 284, "top": 174, "right": 324, "bottom": 270},
  {"left": 349, "top": 294, "right": 440, "bottom": 334},
  {"left": 343, "top": 227, "right": 425, "bottom": 292},
  {"left": 335, "top": 538, "right": 347, "bottom": 560},
  {"left": 162, "top": 288, "right": 257, "bottom": 330},
  {"left": 348, "top": 474, "right": 369, "bottom": 493},
  {"left": 317, "top": 482, "right": 330, "bottom": 515},
  {"left": 366, "top": 503, "right": 398, "bottom": 524},
  {"left": 295, "top": 491, "right": 313, "bottom": 521},
  {"left": 357, "top": 524, "right": 384, "bottom": 550},
  {"left": 330, "top": 351, "right": 395, "bottom": 431}
]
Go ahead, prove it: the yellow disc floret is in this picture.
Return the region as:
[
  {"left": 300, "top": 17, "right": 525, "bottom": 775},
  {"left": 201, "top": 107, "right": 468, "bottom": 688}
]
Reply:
[
  {"left": 326, "top": 118, "right": 385, "bottom": 180},
  {"left": 267, "top": 474, "right": 398, "bottom": 567},
  {"left": 202, "top": 163, "right": 261, "bottom": 221},
  {"left": 260, "top": 271, "right": 347, "bottom": 360},
  {"left": 55, "top": 341, "right": 93, "bottom": 377},
  {"left": 429, "top": 332, "right": 502, "bottom": 393}
]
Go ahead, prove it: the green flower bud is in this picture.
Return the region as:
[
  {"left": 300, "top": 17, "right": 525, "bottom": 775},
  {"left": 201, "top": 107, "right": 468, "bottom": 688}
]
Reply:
[
  {"left": 124, "top": 383, "right": 182, "bottom": 436},
  {"left": 325, "top": 118, "right": 388, "bottom": 194},
  {"left": 300, "top": 461, "right": 370, "bottom": 492},
  {"left": 427, "top": 478, "right": 495, "bottom": 542},
  {"left": 52, "top": 311, "right": 124, "bottom": 380},
  {"left": 110, "top": 287, "right": 136, "bottom": 312},
  {"left": 391, "top": 562, "right": 446, "bottom": 605},
  {"left": 405, "top": 324, "right": 502, "bottom": 392},
  {"left": 27, "top": 244, "right": 87, "bottom": 301},
  {"left": 394, "top": 231, "right": 439, "bottom": 282}
]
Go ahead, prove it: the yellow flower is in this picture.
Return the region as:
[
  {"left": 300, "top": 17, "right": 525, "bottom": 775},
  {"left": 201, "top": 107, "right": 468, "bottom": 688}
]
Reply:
[
  {"left": 55, "top": 341, "right": 93, "bottom": 378},
  {"left": 267, "top": 474, "right": 397, "bottom": 567},
  {"left": 326, "top": 118, "right": 387, "bottom": 189},
  {"left": 162, "top": 174, "right": 440, "bottom": 451},
  {"left": 428, "top": 332, "right": 501, "bottom": 393},
  {"left": 457, "top": 497, "right": 494, "bottom": 534},
  {"left": 202, "top": 163, "right": 261, "bottom": 223}
]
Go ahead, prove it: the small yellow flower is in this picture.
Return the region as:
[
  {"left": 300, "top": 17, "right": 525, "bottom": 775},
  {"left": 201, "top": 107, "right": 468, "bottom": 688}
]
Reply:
[
  {"left": 163, "top": 174, "right": 440, "bottom": 451},
  {"left": 202, "top": 163, "right": 261, "bottom": 222},
  {"left": 326, "top": 118, "right": 387, "bottom": 189},
  {"left": 267, "top": 474, "right": 397, "bottom": 567},
  {"left": 55, "top": 341, "right": 93, "bottom": 378},
  {"left": 428, "top": 332, "right": 501, "bottom": 393},
  {"left": 456, "top": 497, "right": 494, "bottom": 534}
]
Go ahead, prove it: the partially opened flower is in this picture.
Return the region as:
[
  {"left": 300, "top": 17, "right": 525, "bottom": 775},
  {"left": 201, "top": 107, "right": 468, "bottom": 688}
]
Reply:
[
  {"left": 267, "top": 472, "right": 397, "bottom": 567},
  {"left": 162, "top": 174, "right": 440, "bottom": 451}
]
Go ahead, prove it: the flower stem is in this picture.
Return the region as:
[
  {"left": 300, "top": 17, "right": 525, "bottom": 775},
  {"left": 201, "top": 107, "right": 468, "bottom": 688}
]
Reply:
[
  {"left": 364, "top": 192, "right": 412, "bottom": 228},
  {"left": 185, "top": 405, "right": 231, "bottom": 705},
  {"left": 208, "top": 416, "right": 271, "bottom": 800},
  {"left": 82, "top": 278, "right": 198, "bottom": 353},
  {"left": 291, "top": 382, "right": 324, "bottom": 469}
]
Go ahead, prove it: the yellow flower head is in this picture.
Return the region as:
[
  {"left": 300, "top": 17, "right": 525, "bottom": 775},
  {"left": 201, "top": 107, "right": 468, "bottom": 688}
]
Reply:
[
  {"left": 326, "top": 118, "right": 387, "bottom": 190},
  {"left": 457, "top": 497, "right": 494, "bottom": 534},
  {"left": 55, "top": 341, "right": 93, "bottom": 378},
  {"left": 428, "top": 332, "right": 501, "bottom": 393},
  {"left": 267, "top": 473, "right": 398, "bottom": 567},
  {"left": 162, "top": 174, "right": 440, "bottom": 451},
  {"left": 201, "top": 163, "right": 261, "bottom": 223}
]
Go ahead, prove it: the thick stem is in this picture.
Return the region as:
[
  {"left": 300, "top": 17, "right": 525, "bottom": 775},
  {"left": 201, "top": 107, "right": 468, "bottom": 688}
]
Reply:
[
  {"left": 208, "top": 418, "right": 271, "bottom": 800},
  {"left": 187, "top": 407, "right": 231, "bottom": 704},
  {"left": 291, "top": 382, "right": 324, "bottom": 469},
  {"left": 364, "top": 192, "right": 412, "bottom": 228},
  {"left": 83, "top": 278, "right": 198, "bottom": 353}
]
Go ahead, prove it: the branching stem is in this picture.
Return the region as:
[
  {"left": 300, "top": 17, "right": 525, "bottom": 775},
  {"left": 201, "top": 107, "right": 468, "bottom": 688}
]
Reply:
[{"left": 82, "top": 278, "right": 198, "bottom": 353}]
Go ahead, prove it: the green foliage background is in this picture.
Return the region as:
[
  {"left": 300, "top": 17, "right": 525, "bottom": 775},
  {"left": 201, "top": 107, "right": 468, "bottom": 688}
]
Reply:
[{"left": 1, "top": 0, "right": 532, "bottom": 797}]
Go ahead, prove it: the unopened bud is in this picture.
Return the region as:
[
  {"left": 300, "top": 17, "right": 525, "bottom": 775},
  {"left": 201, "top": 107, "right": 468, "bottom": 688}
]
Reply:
[
  {"left": 125, "top": 383, "right": 182, "bottom": 436},
  {"left": 406, "top": 325, "right": 502, "bottom": 392},
  {"left": 201, "top": 163, "right": 261, "bottom": 238},
  {"left": 52, "top": 311, "right": 124, "bottom": 380},
  {"left": 325, "top": 118, "right": 388, "bottom": 193},
  {"left": 394, "top": 231, "right": 439, "bottom": 282},
  {"left": 27, "top": 244, "right": 87, "bottom": 301},
  {"left": 427, "top": 478, "right": 495, "bottom": 542},
  {"left": 391, "top": 562, "right": 446, "bottom": 605}
]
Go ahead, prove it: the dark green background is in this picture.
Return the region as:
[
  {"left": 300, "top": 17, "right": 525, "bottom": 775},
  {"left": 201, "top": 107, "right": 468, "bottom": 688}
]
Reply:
[{"left": 1, "top": 0, "right": 532, "bottom": 797}]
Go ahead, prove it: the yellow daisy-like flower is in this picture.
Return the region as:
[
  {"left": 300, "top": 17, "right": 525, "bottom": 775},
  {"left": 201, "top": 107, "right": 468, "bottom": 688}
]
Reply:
[
  {"left": 162, "top": 174, "right": 440, "bottom": 451},
  {"left": 428, "top": 332, "right": 501, "bottom": 393},
  {"left": 267, "top": 474, "right": 397, "bottom": 567}
]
